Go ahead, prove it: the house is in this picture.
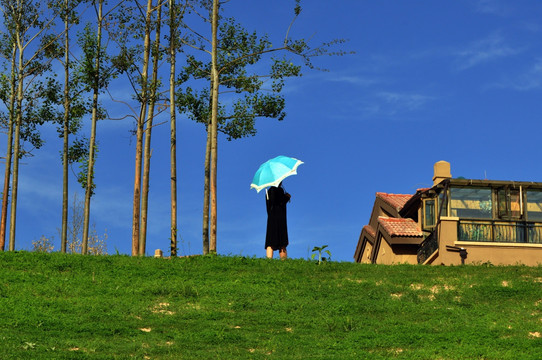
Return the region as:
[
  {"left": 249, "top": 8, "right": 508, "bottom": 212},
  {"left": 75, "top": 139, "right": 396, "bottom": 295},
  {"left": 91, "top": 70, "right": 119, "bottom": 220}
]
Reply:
[{"left": 354, "top": 161, "right": 542, "bottom": 266}]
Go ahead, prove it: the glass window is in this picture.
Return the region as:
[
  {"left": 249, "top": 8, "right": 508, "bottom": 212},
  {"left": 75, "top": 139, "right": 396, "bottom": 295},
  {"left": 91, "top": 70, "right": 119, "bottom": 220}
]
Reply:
[
  {"left": 510, "top": 190, "right": 521, "bottom": 218},
  {"left": 498, "top": 189, "right": 507, "bottom": 218},
  {"left": 498, "top": 188, "right": 522, "bottom": 219},
  {"left": 424, "top": 199, "right": 436, "bottom": 228},
  {"left": 438, "top": 191, "right": 448, "bottom": 217},
  {"left": 450, "top": 187, "right": 492, "bottom": 219},
  {"left": 527, "top": 190, "right": 542, "bottom": 221}
]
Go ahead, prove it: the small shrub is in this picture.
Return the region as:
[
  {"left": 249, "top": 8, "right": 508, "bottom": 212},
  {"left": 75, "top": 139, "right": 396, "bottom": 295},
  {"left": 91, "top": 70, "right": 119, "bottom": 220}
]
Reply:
[{"left": 32, "top": 235, "right": 54, "bottom": 253}]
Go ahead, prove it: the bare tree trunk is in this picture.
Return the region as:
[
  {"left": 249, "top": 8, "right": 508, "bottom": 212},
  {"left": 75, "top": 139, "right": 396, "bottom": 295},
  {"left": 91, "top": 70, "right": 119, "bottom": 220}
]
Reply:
[
  {"left": 61, "top": 0, "right": 70, "bottom": 253},
  {"left": 139, "top": 0, "right": 162, "bottom": 256},
  {"left": 169, "top": 0, "right": 178, "bottom": 257},
  {"left": 82, "top": 0, "right": 103, "bottom": 255},
  {"left": 202, "top": 122, "right": 211, "bottom": 254},
  {"left": 132, "top": 0, "right": 153, "bottom": 256},
  {"left": 132, "top": 108, "right": 144, "bottom": 256},
  {"left": 9, "top": 27, "right": 25, "bottom": 251},
  {"left": 209, "top": 0, "right": 219, "bottom": 254},
  {"left": 8, "top": 114, "right": 20, "bottom": 252},
  {"left": 0, "top": 43, "right": 17, "bottom": 251}
]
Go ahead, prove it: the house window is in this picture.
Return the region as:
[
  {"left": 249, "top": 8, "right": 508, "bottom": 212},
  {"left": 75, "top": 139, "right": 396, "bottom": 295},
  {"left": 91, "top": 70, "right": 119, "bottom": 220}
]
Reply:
[
  {"left": 497, "top": 188, "right": 522, "bottom": 219},
  {"left": 526, "top": 190, "right": 542, "bottom": 221},
  {"left": 438, "top": 191, "right": 448, "bottom": 217},
  {"left": 450, "top": 187, "right": 492, "bottom": 219},
  {"left": 423, "top": 199, "right": 436, "bottom": 229}
]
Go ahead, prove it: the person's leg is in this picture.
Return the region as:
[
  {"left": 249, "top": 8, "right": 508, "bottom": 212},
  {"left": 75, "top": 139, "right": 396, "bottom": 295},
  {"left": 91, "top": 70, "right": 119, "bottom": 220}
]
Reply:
[
  {"left": 266, "top": 246, "right": 274, "bottom": 259},
  {"left": 279, "top": 247, "right": 287, "bottom": 260}
]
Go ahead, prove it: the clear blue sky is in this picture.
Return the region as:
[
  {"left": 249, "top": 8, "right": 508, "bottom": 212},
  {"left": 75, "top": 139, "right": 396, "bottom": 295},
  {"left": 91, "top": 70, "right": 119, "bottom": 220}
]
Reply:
[{"left": 7, "top": 0, "right": 542, "bottom": 261}]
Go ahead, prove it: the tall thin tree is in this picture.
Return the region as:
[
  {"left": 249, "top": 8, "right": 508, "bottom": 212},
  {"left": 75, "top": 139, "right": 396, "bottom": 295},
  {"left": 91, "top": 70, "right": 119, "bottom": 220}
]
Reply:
[
  {"left": 56, "top": 0, "right": 88, "bottom": 252},
  {"left": 167, "top": 0, "right": 187, "bottom": 257},
  {"left": 168, "top": 0, "right": 178, "bottom": 256},
  {"left": 209, "top": 0, "right": 219, "bottom": 253},
  {"left": 139, "top": 0, "right": 163, "bottom": 255},
  {"left": 6, "top": 0, "right": 60, "bottom": 250},
  {"left": 81, "top": 0, "right": 103, "bottom": 254},
  {"left": 0, "top": 41, "right": 17, "bottom": 251},
  {"left": 131, "top": 0, "right": 154, "bottom": 256},
  {"left": 61, "top": 0, "right": 71, "bottom": 253}
]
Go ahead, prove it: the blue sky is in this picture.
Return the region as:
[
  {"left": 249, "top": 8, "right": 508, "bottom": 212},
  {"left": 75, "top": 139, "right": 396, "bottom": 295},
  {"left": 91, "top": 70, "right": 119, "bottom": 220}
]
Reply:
[{"left": 6, "top": 0, "right": 542, "bottom": 261}]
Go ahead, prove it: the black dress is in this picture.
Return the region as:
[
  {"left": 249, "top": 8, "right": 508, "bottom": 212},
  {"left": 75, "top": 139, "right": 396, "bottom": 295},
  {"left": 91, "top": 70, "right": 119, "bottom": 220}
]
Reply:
[{"left": 265, "top": 186, "right": 290, "bottom": 250}]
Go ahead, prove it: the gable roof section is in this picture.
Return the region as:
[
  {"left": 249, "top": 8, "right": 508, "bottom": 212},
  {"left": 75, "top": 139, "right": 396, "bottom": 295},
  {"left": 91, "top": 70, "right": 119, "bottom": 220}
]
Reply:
[
  {"left": 355, "top": 192, "right": 420, "bottom": 261},
  {"left": 376, "top": 193, "right": 412, "bottom": 212},
  {"left": 378, "top": 217, "right": 423, "bottom": 238},
  {"left": 363, "top": 225, "right": 376, "bottom": 238}
]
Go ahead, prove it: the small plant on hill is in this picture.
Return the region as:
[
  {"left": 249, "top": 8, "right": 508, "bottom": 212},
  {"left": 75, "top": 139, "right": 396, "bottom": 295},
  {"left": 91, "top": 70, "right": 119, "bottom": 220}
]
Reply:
[
  {"left": 63, "top": 193, "right": 108, "bottom": 255},
  {"left": 68, "top": 226, "right": 107, "bottom": 255},
  {"left": 311, "top": 245, "right": 331, "bottom": 264},
  {"left": 32, "top": 235, "right": 54, "bottom": 253}
]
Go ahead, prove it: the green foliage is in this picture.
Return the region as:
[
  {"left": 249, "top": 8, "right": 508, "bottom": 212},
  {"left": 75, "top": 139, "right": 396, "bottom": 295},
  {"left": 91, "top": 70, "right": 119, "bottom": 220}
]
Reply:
[
  {"left": 65, "top": 137, "right": 89, "bottom": 165},
  {"left": 11, "top": 79, "right": 58, "bottom": 153},
  {"left": 311, "top": 244, "right": 331, "bottom": 264},
  {"left": 1, "top": 253, "right": 541, "bottom": 359},
  {"left": 107, "top": 0, "right": 165, "bottom": 104},
  {"left": 177, "top": 2, "right": 350, "bottom": 142},
  {"left": 74, "top": 142, "right": 98, "bottom": 196},
  {"left": 177, "top": 14, "right": 301, "bottom": 140},
  {"left": 76, "top": 22, "right": 117, "bottom": 93},
  {"left": 49, "top": 0, "right": 83, "bottom": 26}
]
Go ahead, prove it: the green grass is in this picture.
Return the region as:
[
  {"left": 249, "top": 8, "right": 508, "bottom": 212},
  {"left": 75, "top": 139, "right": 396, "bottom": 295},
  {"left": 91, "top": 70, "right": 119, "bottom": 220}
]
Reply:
[{"left": 0, "top": 252, "right": 541, "bottom": 359}]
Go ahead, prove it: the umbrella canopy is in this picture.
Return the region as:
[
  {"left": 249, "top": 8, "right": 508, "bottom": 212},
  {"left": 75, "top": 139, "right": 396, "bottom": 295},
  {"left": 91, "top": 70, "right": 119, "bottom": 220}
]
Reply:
[{"left": 251, "top": 155, "right": 303, "bottom": 193}]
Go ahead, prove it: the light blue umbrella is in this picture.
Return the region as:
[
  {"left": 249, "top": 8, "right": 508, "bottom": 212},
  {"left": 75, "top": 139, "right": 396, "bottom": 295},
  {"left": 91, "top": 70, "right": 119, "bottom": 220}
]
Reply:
[{"left": 251, "top": 155, "right": 304, "bottom": 193}]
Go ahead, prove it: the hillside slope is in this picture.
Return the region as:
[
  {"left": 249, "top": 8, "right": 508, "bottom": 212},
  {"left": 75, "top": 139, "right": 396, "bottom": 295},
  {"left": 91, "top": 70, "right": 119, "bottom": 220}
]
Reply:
[{"left": 0, "top": 252, "right": 541, "bottom": 359}]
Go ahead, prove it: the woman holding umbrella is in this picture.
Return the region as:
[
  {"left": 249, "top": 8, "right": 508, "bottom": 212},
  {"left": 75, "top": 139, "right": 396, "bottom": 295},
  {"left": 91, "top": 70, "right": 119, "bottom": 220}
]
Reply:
[
  {"left": 265, "top": 182, "right": 291, "bottom": 259},
  {"left": 250, "top": 155, "right": 303, "bottom": 260}
]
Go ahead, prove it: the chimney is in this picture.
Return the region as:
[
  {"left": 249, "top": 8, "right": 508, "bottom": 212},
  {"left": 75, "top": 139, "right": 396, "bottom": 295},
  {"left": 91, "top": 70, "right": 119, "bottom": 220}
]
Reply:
[{"left": 433, "top": 160, "right": 451, "bottom": 186}]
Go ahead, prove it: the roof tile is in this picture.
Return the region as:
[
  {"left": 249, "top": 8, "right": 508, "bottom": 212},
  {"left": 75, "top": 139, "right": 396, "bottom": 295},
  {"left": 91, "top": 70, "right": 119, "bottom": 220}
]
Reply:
[
  {"left": 378, "top": 216, "right": 423, "bottom": 237},
  {"left": 376, "top": 192, "right": 412, "bottom": 211},
  {"left": 363, "top": 225, "right": 376, "bottom": 238}
]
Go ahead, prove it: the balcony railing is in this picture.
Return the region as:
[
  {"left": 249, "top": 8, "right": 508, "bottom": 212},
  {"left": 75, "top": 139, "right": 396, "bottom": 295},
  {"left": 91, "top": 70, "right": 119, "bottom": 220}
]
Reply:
[
  {"left": 417, "top": 231, "right": 438, "bottom": 264},
  {"left": 458, "top": 220, "right": 542, "bottom": 244}
]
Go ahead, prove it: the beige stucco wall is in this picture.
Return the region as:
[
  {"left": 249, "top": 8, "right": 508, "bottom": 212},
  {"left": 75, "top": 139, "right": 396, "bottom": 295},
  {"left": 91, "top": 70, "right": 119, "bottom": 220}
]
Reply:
[
  {"left": 375, "top": 238, "right": 418, "bottom": 265},
  {"left": 454, "top": 242, "right": 542, "bottom": 265},
  {"left": 375, "top": 239, "right": 392, "bottom": 264},
  {"left": 435, "top": 217, "right": 542, "bottom": 266},
  {"left": 360, "top": 242, "right": 373, "bottom": 264}
]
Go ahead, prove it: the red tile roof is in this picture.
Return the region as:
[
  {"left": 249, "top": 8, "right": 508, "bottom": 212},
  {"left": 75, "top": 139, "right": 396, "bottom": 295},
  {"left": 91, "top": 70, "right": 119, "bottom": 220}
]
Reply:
[
  {"left": 363, "top": 225, "right": 376, "bottom": 238},
  {"left": 378, "top": 216, "right": 423, "bottom": 237},
  {"left": 376, "top": 192, "right": 413, "bottom": 211}
]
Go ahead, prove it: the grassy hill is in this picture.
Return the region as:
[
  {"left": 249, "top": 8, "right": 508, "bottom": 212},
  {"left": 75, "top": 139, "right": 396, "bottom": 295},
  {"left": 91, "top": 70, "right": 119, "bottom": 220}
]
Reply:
[{"left": 0, "top": 252, "right": 541, "bottom": 359}]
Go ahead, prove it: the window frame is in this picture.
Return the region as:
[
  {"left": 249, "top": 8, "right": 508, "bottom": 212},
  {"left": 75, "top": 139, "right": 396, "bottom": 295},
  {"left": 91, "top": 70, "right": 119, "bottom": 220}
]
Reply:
[
  {"left": 449, "top": 186, "right": 493, "bottom": 220},
  {"left": 497, "top": 187, "right": 523, "bottom": 220},
  {"left": 526, "top": 189, "right": 542, "bottom": 222},
  {"left": 423, "top": 198, "right": 437, "bottom": 230}
]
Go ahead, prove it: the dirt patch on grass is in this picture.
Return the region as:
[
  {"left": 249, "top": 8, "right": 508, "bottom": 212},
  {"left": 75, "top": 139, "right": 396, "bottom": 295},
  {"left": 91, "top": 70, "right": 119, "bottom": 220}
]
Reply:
[{"left": 152, "top": 302, "right": 175, "bottom": 315}]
